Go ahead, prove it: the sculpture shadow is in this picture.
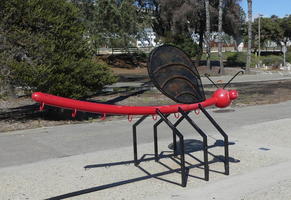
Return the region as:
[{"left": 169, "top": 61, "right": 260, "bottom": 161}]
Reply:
[
  {"left": 0, "top": 88, "right": 149, "bottom": 123},
  {"left": 47, "top": 139, "right": 239, "bottom": 200}
]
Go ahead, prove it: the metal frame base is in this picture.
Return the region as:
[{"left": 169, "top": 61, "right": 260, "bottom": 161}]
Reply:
[{"left": 132, "top": 105, "right": 230, "bottom": 187}]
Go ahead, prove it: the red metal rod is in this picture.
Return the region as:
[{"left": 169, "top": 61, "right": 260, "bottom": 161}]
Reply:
[{"left": 31, "top": 89, "right": 238, "bottom": 116}]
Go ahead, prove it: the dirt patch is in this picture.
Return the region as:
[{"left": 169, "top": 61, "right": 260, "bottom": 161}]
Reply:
[
  {"left": 99, "top": 54, "right": 147, "bottom": 69},
  {"left": 107, "top": 53, "right": 244, "bottom": 82},
  {"left": 112, "top": 66, "right": 242, "bottom": 77},
  {"left": 112, "top": 67, "right": 148, "bottom": 76},
  {"left": 231, "top": 81, "right": 291, "bottom": 106}
]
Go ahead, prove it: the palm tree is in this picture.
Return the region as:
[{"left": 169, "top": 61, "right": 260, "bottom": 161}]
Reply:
[
  {"left": 246, "top": 0, "right": 252, "bottom": 73},
  {"left": 205, "top": 0, "right": 211, "bottom": 70},
  {"left": 218, "top": 0, "right": 224, "bottom": 74}
]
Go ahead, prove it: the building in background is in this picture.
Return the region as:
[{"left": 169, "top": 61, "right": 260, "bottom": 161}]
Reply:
[{"left": 136, "top": 28, "right": 158, "bottom": 47}]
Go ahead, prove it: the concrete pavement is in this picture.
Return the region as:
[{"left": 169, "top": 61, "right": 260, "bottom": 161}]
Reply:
[
  {"left": 1, "top": 102, "right": 291, "bottom": 199},
  {"left": 154, "top": 160, "right": 291, "bottom": 200}
]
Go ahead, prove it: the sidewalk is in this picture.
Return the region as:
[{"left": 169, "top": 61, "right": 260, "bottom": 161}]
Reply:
[
  {"left": 154, "top": 160, "right": 291, "bottom": 200},
  {"left": 1, "top": 117, "right": 291, "bottom": 199},
  {"left": 201, "top": 70, "right": 291, "bottom": 85},
  {"left": 108, "top": 70, "right": 291, "bottom": 90}
]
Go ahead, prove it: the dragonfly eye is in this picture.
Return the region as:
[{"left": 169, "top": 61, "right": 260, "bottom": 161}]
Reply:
[{"left": 229, "top": 90, "right": 238, "bottom": 100}]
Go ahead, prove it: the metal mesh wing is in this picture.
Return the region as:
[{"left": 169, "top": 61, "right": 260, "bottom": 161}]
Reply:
[{"left": 148, "top": 45, "right": 205, "bottom": 104}]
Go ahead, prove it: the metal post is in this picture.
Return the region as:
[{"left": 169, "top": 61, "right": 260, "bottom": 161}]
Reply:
[
  {"left": 198, "top": 104, "right": 229, "bottom": 175},
  {"left": 153, "top": 116, "right": 168, "bottom": 161},
  {"left": 153, "top": 113, "right": 187, "bottom": 160},
  {"left": 156, "top": 109, "right": 187, "bottom": 187},
  {"left": 178, "top": 107, "right": 209, "bottom": 181},
  {"left": 173, "top": 112, "right": 190, "bottom": 156},
  {"left": 283, "top": 45, "right": 287, "bottom": 67},
  {"left": 258, "top": 14, "right": 261, "bottom": 67},
  {"left": 132, "top": 115, "right": 148, "bottom": 166}
]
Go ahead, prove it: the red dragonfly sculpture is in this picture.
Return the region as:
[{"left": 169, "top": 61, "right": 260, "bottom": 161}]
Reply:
[{"left": 32, "top": 45, "right": 242, "bottom": 187}]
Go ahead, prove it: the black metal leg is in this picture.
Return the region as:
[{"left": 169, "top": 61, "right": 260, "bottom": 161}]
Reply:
[
  {"left": 178, "top": 107, "right": 209, "bottom": 181},
  {"left": 156, "top": 109, "right": 187, "bottom": 187},
  {"left": 173, "top": 112, "right": 189, "bottom": 156},
  {"left": 199, "top": 104, "right": 229, "bottom": 175},
  {"left": 153, "top": 117, "right": 166, "bottom": 161},
  {"left": 153, "top": 112, "right": 189, "bottom": 160},
  {"left": 172, "top": 131, "right": 177, "bottom": 155},
  {"left": 133, "top": 115, "right": 148, "bottom": 166},
  {"left": 154, "top": 113, "right": 180, "bottom": 161}
]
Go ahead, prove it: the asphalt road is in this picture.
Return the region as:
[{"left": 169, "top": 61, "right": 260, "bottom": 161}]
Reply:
[{"left": 1, "top": 101, "right": 291, "bottom": 168}]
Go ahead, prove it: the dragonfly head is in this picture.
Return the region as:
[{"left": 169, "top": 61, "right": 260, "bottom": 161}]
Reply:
[{"left": 213, "top": 88, "right": 238, "bottom": 108}]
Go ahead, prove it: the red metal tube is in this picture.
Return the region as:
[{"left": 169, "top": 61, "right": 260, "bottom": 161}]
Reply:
[{"left": 31, "top": 89, "right": 238, "bottom": 115}]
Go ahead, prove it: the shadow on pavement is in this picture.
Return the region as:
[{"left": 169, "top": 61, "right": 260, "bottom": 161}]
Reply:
[{"left": 48, "top": 140, "right": 239, "bottom": 199}]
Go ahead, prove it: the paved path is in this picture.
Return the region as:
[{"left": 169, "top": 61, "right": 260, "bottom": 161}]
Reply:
[
  {"left": 202, "top": 71, "right": 291, "bottom": 85},
  {"left": 108, "top": 71, "right": 291, "bottom": 89},
  {"left": 154, "top": 160, "right": 291, "bottom": 200},
  {"left": 1, "top": 102, "right": 291, "bottom": 199}
]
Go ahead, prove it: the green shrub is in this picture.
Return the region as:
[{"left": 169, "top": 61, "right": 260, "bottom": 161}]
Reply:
[
  {"left": 261, "top": 55, "right": 283, "bottom": 67},
  {"left": 1, "top": 0, "right": 116, "bottom": 98},
  {"left": 132, "top": 51, "right": 147, "bottom": 62},
  {"left": 163, "top": 34, "right": 201, "bottom": 58},
  {"left": 200, "top": 52, "right": 235, "bottom": 61},
  {"left": 226, "top": 52, "right": 258, "bottom": 68},
  {"left": 10, "top": 58, "right": 116, "bottom": 98}
]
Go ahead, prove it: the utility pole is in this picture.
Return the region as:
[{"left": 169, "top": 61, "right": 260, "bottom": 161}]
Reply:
[
  {"left": 283, "top": 45, "right": 287, "bottom": 67},
  {"left": 205, "top": 0, "right": 211, "bottom": 71},
  {"left": 218, "top": 0, "right": 224, "bottom": 74},
  {"left": 258, "top": 14, "right": 263, "bottom": 67},
  {"left": 246, "top": 0, "right": 252, "bottom": 73}
]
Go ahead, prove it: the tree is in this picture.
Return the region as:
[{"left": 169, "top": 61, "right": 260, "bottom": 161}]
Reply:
[
  {"left": 96, "top": 0, "right": 148, "bottom": 48},
  {"left": 205, "top": 0, "right": 211, "bottom": 70},
  {"left": 96, "top": 0, "right": 122, "bottom": 47},
  {"left": 71, "top": 0, "right": 100, "bottom": 49},
  {"left": 0, "top": 0, "right": 116, "bottom": 98},
  {"left": 246, "top": 0, "right": 252, "bottom": 73},
  {"left": 252, "top": 15, "right": 291, "bottom": 49},
  {"left": 252, "top": 16, "right": 282, "bottom": 48},
  {"left": 222, "top": 0, "right": 245, "bottom": 46},
  {"left": 218, "top": 0, "right": 224, "bottom": 74},
  {"left": 119, "top": 0, "right": 141, "bottom": 47},
  {"left": 137, "top": 0, "right": 244, "bottom": 62},
  {"left": 281, "top": 15, "right": 291, "bottom": 45}
]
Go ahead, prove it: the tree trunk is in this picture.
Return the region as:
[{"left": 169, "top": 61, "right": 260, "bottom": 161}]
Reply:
[
  {"left": 0, "top": 68, "right": 16, "bottom": 99},
  {"left": 6, "top": 82, "right": 16, "bottom": 99},
  {"left": 195, "top": 31, "right": 204, "bottom": 68},
  {"left": 246, "top": 0, "right": 252, "bottom": 73},
  {"left": 205, "top": 0, "right": 211, "bottom": 71},
  {"left": 218, "top": 0, "right": 224, "bottom": 75}
]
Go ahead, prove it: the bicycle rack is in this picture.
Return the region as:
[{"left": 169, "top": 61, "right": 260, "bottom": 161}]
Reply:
[{"left": 132, "top": 105, "right": 230, "bottom": 187}]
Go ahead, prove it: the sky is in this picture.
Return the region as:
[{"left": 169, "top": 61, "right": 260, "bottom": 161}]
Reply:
[{"left": 240, "top": 0, "right": 291, "bottom": 18}]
